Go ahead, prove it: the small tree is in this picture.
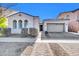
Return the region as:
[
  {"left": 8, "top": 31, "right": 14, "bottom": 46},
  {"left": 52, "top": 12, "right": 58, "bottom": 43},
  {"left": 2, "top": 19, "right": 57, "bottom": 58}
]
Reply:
[
  {"left": 0, "top": 4, "right": 17, "bottom": 36},
  {"left": 0, "top": 17, "right": 7, "bottom": 28}
]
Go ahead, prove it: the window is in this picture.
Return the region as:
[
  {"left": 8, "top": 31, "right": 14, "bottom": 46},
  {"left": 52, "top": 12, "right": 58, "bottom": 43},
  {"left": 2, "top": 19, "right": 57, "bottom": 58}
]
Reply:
[
  {"left": 64, "top": 15, "right": 70, "bottom": 20},
  {"left": 24, "top": 20, "right": 28, "bottom": 28},
  {"left": 18, "top": 20, "right": 22, "bottom": 29},
  {"left": 13, "top": 20, "right": 17, "bottom": 29}
]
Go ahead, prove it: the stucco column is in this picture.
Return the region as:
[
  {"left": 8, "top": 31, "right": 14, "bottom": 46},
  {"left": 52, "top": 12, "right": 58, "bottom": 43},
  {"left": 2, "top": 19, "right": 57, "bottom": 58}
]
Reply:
[
  {"left": 17, "top": 20, "right": 18, "bottom": 29},
  {"left": 43, "top": 23, "right": 47, "bottom": 32},
  {"left": 22, "top": 20, "right": 24, "bottom": 28},
  {"left": 65, "top": 22, "right": 68, "bottom": 32}
]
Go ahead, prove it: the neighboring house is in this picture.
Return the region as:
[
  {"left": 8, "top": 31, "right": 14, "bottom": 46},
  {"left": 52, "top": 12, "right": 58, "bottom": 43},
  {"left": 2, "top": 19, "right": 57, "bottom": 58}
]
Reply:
[
  {"left": 43, "top": 19, "right": 68, "bottom": 32},
  {"left": 0, "top": 7, "right": 17, "bottom": 17},
  {"left": 7, "top": 12, "right": 39, "bottom": 34},
  {"left": 57, "top": 9, "right": 79, "bottom": 32}
]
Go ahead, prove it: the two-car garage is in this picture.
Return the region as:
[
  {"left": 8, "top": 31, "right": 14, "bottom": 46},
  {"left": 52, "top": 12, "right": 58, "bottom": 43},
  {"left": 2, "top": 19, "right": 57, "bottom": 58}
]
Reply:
[
  {"left": 47, "top": 23, "right": 65, "bottom": 32},
  {"left": 43, "top": 20, "right": 68, "bottom": 32}
]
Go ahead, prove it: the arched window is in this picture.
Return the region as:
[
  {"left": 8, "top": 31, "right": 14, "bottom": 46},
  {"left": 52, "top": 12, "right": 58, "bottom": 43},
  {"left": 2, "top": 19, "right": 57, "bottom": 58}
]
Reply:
[
  {"left": 24, "top": 20, "right": 28, "bottom": 28},
  {"left": 13, "top": 20, "right": 17, "bottom": 29},
  {"left": 18, "top": 20, "right": 22, "bottom": 29}
]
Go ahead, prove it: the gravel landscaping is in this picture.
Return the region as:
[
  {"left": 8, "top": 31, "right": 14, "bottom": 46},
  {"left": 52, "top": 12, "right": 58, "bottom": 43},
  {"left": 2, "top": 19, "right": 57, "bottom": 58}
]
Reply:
[
  {"left": 0, "top": 42, "right": 34, "bottom": 56},
  {"left": 0, "top": 34, "right": 36, "bottom": 56}
]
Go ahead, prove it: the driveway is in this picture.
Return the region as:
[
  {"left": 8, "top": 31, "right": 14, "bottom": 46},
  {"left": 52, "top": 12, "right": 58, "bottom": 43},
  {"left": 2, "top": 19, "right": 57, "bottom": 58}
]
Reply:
[{"left": 41, "top": 32, "right": 79, "bottom": 40}]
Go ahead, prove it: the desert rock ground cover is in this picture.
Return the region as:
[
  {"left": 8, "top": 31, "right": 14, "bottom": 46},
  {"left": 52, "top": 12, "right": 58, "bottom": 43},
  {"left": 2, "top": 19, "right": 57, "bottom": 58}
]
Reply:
[{"left": 0, "top": 42, "right": 34, "bottom": 56}]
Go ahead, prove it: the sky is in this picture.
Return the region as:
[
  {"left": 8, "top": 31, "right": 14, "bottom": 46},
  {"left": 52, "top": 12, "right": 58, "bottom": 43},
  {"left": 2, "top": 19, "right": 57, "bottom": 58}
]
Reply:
[{"left": 1, "top": 3, "right": 79, "bottom": 21}]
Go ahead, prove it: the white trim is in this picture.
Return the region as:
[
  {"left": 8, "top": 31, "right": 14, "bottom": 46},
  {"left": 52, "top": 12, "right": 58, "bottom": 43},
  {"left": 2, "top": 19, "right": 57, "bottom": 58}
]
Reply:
[{"left": 65, "top": 22, "right": 68, "bottom": 32}]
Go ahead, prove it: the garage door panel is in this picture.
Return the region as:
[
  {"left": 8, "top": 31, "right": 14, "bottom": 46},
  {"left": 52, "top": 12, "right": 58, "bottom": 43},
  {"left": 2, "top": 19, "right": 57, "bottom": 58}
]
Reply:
[{"left": 47, "top": 23, "right": 64, "bottom": 32}]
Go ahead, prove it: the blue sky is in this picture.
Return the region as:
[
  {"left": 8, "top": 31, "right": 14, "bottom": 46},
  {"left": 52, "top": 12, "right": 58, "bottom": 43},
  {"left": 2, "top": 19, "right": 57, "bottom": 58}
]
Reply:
[{"left": 1, "top": 3, "right": 79, "bottom": 21}]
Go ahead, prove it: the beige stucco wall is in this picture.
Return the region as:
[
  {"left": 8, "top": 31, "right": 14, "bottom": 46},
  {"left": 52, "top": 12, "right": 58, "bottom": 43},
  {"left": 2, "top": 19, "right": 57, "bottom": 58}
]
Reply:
[
  {"left": 57, "top": 10, "right": 79, "bottom": 32},
  {"left": 33, "top": 16, "right": 40, "bottom": 33},
  {"left": 7, "top": 13, "right": 39, "bottom": 34},
  {"left": 58, "top": 12, "right": 73, "bottom": 20}
]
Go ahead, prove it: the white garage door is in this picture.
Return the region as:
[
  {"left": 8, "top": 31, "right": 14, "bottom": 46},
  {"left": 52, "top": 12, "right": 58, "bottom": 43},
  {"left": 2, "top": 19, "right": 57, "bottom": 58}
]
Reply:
[{"left": 47, "top": 23, "right": 64, "bottom": 32}]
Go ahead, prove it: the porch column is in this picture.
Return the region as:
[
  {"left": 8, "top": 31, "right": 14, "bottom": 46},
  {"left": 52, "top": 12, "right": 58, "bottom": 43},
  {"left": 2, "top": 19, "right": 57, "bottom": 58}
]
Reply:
[{"left": 65, "top": 22, "right": 68, "bottom": 32}]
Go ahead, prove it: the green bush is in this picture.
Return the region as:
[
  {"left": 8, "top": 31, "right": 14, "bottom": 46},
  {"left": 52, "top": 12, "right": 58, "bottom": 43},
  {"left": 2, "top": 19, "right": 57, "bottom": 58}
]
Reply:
[
  {"left": 0, "top": 17, "right": 7, "bottom": 28},
  {"left": 21, "top": 28, "right": 28, "bottom": 37},
  {"left": 29, "top": 28, "right": 38, "bottom": 37},
  {"left": 0, "top": 17, "right": 8, "bottom": 36},
  {"left": 3, "top": 28, "right": 11, "bottom": 37}
]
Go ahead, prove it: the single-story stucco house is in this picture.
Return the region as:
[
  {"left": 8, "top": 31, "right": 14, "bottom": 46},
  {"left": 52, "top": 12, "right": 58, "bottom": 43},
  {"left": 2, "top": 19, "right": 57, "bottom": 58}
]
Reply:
[
  {"left": 43, "top": 19, "right": 68, "bottom": 32},
  {"left": 7, "top": 12, "right": 40, "bottom": 34}
]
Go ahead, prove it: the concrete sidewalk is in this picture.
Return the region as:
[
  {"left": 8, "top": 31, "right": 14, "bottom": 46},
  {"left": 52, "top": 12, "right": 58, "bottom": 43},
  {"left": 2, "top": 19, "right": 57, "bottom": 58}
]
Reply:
[{"left": 0, "top": 37, "right": 36, "bottom": 42}]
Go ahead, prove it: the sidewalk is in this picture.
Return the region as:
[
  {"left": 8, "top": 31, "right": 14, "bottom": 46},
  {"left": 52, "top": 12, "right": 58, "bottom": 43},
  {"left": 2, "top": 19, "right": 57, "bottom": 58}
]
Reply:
[{"left": 0, "top": 37, "right": 36, "bottom": 42}]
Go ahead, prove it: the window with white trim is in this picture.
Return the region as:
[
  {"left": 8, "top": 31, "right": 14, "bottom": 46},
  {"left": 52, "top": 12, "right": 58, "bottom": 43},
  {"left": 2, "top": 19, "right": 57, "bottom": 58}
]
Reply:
[
  {"left": 13, "top": 20, "right": 17, "bottom": 29},
  {"left": 18, "top": 20, "right": 22, "bottom": 29},
  {"left": 24, "top": 20, "right": 28, "bottom": 28}
]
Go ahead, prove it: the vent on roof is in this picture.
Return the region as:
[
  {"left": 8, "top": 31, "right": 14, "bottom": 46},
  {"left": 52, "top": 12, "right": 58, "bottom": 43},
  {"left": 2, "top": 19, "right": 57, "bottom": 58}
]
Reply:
[{"left": 19, "top": 14, "right": 22, "bottom": 16}]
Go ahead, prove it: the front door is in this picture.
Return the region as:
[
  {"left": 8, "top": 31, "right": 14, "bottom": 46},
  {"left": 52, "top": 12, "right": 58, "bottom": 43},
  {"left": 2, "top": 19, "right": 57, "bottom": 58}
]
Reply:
[{"left": 40, "top": 25, "right": 43, "bottom": 31}]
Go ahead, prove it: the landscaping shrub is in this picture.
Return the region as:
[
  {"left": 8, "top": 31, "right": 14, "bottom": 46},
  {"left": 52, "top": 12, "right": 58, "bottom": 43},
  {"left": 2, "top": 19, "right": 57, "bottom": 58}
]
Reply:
[
  {"left": 21, "top": 28, "right": 28, "bottom": 37},
  {"left": 0, "top": 28, "right": 3, "bottom": 36},
  {"left": 0, "top": 17, "right": 7, "bottom": 28},
  {"left": 3, "top": 28, "right": 11, "bottom": 37},
  {"left": 29, "top": 28, "right": 38, "bottom": 37}
]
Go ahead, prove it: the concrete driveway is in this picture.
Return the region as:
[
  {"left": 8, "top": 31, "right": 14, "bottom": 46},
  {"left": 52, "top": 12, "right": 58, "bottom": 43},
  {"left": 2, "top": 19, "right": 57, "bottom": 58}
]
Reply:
[{"left": 41, "top": 32, "right": 79, "bottom": 40}]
